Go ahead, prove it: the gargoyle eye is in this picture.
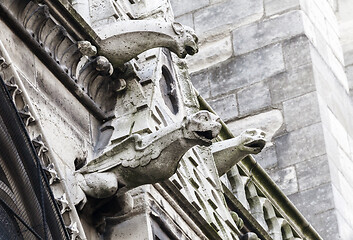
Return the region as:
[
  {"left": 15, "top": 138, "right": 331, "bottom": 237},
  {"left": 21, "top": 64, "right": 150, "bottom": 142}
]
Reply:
[
  {"left": 248, "top": 131, "right": 256, "bottom": 136},
  {"left": 200, "top": 115, "right": 208, "bottom": 121},
  {"left": 194, "top": 35, "right": 199, "bottom": 44}
]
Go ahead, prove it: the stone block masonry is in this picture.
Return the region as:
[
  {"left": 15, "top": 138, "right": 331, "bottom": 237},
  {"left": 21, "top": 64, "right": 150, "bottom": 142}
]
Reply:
[{"left": 170, "top": 0, "right": 353, "bottom": 238}]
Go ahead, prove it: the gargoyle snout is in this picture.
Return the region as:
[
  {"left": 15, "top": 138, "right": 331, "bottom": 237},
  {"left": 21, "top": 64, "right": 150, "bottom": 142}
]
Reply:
[
  {"left": 186, "top": 45, "right": 198, "bottom": 55},
  {"left": 185, "top": 31, "right": 199, "bottom": 56},
  {"left": 242, "top": 129, "right": 267, "bottom": 153}
]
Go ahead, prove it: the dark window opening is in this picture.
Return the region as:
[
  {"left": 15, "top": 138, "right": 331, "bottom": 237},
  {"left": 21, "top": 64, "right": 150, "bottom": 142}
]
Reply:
[{"left": 159, "top": 66, "right": 179, "bottom": 115}]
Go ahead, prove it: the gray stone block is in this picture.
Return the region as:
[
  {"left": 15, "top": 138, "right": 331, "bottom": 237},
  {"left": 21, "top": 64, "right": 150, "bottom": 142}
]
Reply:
[
  {"left": 338, "top": 145, "right": 353, "bottom": 188},
  {"left": 269, "top": 166, "right": 298, "bottom": 195},
  {"left": 186, "top": 36, "right": 233, "bottom": 73},
  {"left": 270, "top": 64, "right": 315, "bottom": 104},
  {"left": 210, "top": 44, "right": 285, "bottom": 97},
  {"left": 346, "top": 64, "right": 353, "bottom": 90},
  {"left": 190, "top": 70, "right": 211, "bottom": 99},
  {"left": 283, "top": 35, "right": 312, "bottom": 70},
  {"left": 237, "top": 81, "right": 271, "bottom": 116},
  {"left": 313, "top": 53, "right": 353, "bottom": 138},
  {"left": 194, "top": 0, "right": 263, "bottom": 34},
  {"left": 275, "top": 123, "right": 326, "bottom": 168},
  {"left": 208, "top": 94, "right": 238, "bottom": 122},
  {"left": 283, "top": 91, "right": 320, "bottom": 131},
  {"left": 170, "top": 0, "right": 208, "bottom": 17},
  {"left": 296, "top": 155, "right": 330, "bottom": 191},
  {"left": 344, "top": 49, "right": 353, "bottom": 66},
  {"left": 264, "top": 0, "right": 299, "bottom": 16},
  {"left": 335, "top": 210, "right": 353, "bottom": 240},
  {"left": 288, "top": 183, "right": 334, "bottom": 218},
  {"left": 332, "top": 185, "right": 351, "bottom": 224},
  {"left": 309, "top": 209, "right": 339, "bottom": 240},
  {"left": 175, "top": 13, "right": 194, "bottom": 29},
  {"left": 256, "top": 145, "right": 278, "bottom": 169},
  {"left": 232, "top": 10, "right": 304, "bottom": 55}
]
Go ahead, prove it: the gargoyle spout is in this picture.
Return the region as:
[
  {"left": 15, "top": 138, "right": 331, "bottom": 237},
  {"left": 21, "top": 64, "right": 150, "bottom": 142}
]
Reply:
[
  {"left": 211, "top": 129, "right": 266, "bottom": 176},
  {"left": 97, "top": 21, "right": 199, "bottom": 67},
  {"left": 77, "top": 111, "right": 221, "bottom": 199}
]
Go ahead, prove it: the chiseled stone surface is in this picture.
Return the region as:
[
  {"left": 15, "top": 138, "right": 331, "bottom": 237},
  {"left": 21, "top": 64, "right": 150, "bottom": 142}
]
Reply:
[
  {"left": 336, "top": 210, "right": 353, "bottom": 240},
  {"left": 237, "top": 81, "right": 271, "bottom": 116},
  {"left": 288, "top": 183, "right": 335, "bottom": 217},
  {"left": 171, "top": 0, "right": 353, "bottom": 239},
  {"left": 346, "top": 64, "right": 353, "bottom": 89},
  {"left": 275, "top": 123, "right": 326, "bottom": 168},
  {"left": 208, "top": 94, "right": 238, "bottom": 122},
  {"left": 175, "top": 13, "right": 194, "bottom": 29},
  {"left": 310, "top": 209, "right": 340, "bottom": 240},
  {"left": 209, "top": 43, "right": 285, "bottom": 97},
  {"left": 296, "top": 155, "right": 330, "bottom": 191},
  {"left": 270, "top": 65, "right": 315, "bottom": 104},
  {"left": 283, "top": 91, "right": 321, "bottom": 132},
  {"left": 257, "top": 145, "right": 278, "bottom": 169},
  {"left": 269, "top": 166, "right": 298, "bottom": 195},
  {"left": 232, "top": 10, "right": 304, "bottom": 55},
  {"left": 186, "top": 36, "right": 233, "bottom": 73},
  {"left": 264, "top": 0, "right": 299, "bottom": 16},
  {"left": 170, "top": 0, "right": 209, "bottom": 16},
  {"left": 194, "top": 0, "right": 263, "bottom": 35},
  {"left": 332, "top": 185, "right": 351, "bottom": 225},
  {"left": 282, "top": 35, "right": 312, "bottom": 69},
  {"left": 190, "top": 70, "right": 211, "bottom": 99}
]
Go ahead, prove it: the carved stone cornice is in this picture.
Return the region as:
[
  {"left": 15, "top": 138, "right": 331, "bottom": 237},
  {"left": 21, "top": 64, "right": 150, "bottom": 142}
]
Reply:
[{"left": 0, "top": 0, "right": 121, "bottom": 121}]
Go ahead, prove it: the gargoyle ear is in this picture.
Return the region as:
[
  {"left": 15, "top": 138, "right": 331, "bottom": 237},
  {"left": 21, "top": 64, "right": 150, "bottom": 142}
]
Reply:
[{"left": 172, "top": 22, "right": 184, "bottom": 35}]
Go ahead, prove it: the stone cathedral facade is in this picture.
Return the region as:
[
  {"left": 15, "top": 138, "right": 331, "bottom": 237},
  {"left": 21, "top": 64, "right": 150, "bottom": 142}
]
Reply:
[
  {"left": 0, "top": 0, "right": 332, "bottom": 239},
  {"left": 170, "top": 0, "right": 353, "bottom": 239}
]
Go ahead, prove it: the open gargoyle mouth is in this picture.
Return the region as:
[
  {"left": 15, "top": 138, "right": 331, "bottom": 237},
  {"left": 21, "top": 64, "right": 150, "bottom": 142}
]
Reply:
[
  {"left": 244, "top": 139, "right": 266, "bottom": 150},
  {"left": 186, "top": 46, "right": 198, "bottom": 55},
  {"left": 194, "top": 130, "right": 215, "bottom": 142}
]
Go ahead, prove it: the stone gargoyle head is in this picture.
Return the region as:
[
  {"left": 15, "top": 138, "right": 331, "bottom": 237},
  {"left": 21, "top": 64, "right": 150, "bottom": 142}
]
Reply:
[
  {"left": 212, "top": 128, "right": 266, "bottom": 176},
  {"left": 182, "top": 110, "right": 222, "bottom": 145},
  {"left": 171, "top": 22, "right": 199, "bottom": 58},
  {"left": 236, "top": 129, "right": 266, "bottom": 154}
]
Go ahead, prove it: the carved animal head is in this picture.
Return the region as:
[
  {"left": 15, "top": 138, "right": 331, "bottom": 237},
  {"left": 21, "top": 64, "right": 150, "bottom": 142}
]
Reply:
[
  {"left": 238, "top": 129, "right": 266, "bottom": 154},
  {"left": 183, "top": 111, "right": 221, "bottom": 144},
  {"left": 172, "top": 22, "right": 199, "bottom": 58}
]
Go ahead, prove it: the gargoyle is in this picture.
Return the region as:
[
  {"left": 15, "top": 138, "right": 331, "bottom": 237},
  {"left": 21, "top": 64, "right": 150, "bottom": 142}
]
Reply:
[
  {"left": 211, "top": 129, "right": 266, "bottom": 176},
  {"left": 76, "top": 110, "right": 221, "bottom": 200},
  {"left": 97, "top": 21, "right": 198, "bottom": 67}
]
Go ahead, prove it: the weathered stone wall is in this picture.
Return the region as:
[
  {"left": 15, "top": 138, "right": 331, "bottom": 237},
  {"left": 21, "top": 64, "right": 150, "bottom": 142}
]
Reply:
[
  {"left": 337, "top": 0, "right": 353, "bottom": 89},
  {"left": 170, "top": 0, "right": 353, "bottom": 239},
  {"left": 0, "top": 20, "right": 95, "bottom": 170}
]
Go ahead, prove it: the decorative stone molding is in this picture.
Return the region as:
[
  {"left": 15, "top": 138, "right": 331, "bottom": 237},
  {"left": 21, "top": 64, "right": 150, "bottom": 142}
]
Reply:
[
  {"left": 1, "top": 0, "right": 120, "bottom": 119},
  {"left": 0, "top": 41, "right": 87, "bottom": 240}
]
